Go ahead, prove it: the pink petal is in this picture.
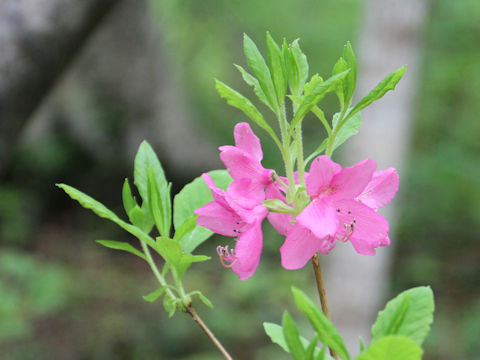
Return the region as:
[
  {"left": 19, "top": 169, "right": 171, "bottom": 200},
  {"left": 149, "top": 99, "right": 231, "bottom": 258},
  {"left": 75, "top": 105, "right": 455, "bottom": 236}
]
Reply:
[
  {"left": 307, "top": 155, "right": 342, "bottom": 197},
  {"left": 232, "top": 220, "right": 264, "bottom": 280},
  {"left": 233, "top": 122, "right": 263, "bottom": 161},
  {"left": 227, "top": 178, "right": 266, "bottom": 209},
  {"left": 219, "top": 146, "right": 273, "bottom": 183},
  {"left": 358, "top": 168, "right": 399, "bottom": 210},
  {"left": 330, "top": 158, "right": 377, "bottom": 200},
  {"left": 296, "top": 199, "right": 338, "bottom": 239},
  {"left": 195, "top": 202, "right": 246, "bottom": 236},
  {"left": 201, "top": 173, "right": 229, "bottom": 208},
  {"left": 280, "top": 224, "right": 335, "bottom": 270},
  {"left": 334, "top": 198, "right": 390, "bottom": 255},
  {"left": 265, "top": 183, "right": 293, "bottom": 235}
]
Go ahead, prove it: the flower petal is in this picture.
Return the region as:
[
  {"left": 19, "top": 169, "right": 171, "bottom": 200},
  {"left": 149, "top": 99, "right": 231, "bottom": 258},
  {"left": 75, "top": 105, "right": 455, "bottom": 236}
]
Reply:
[
  {"left": 306, "top": 155, "right": 342, "bottom": 197},
  {"left": 201, "top": 173, "right": 229, "bottom": 208},
  {"left": 358, "top": 168, "right": 399, "bottom": 210},
  {"left": 232, "top": 220, "right": 264, "bottom": 280},
  {"left": 296, "top": 199, "right": 338, "bottom": 239},
  {"left": 195, "top": 201, "right": 246, "bottom": 236},
  {"left": 280, "top": 224, "right": 335, "bottom": 270},
  {"left": 233, "top": 122, "right": 263, "bottom": 161},
  {"left": 219, "top": 146, "right": 273, "bottom": 183},
  {"left": 227, "top": 178, "right": 266, "bottom": 209},
  {"left": 330, "top": 158, "right": 377, "bottom": 199},
  {"left": 334, "top": 198, "right": 390, "bottom": 255}
]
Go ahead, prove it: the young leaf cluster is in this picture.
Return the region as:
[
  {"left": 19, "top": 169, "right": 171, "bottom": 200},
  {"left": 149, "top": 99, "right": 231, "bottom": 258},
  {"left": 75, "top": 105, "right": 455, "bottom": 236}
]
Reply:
[
  {"left": 217, "top": 33, "right": 405, "bottom": 206},
  {"left": 57, "top": 141, "right": 232, "bottom": 317},
  {"left": 264, "top": 286, "right": 434, "bottom": 360}
]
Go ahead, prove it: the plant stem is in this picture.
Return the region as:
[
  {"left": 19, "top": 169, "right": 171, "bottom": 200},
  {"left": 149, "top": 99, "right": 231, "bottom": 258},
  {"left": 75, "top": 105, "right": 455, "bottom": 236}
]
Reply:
[
  {"left": 186, "top": 306, "right": 234, "bottom": 360},
  {"left": 311, "top": 254, "right": 339, "bottom": 360}
]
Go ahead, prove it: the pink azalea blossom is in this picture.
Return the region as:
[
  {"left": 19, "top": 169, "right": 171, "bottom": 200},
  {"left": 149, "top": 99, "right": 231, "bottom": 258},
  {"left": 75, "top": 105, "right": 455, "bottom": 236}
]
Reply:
[
  {"left": 219, "top": 122, "right": 275, "bottom": 202},
  {"left": 195, "top": 174, "right": 267, "bottom": 280},
  {"left": 281, "top": 156, "right": 399, "bottom": 270}
]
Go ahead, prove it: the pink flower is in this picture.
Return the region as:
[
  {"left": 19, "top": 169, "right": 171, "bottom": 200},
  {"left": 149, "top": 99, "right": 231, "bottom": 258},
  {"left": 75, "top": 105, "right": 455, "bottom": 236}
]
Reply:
[
  {"left": 280, "top": 156, "right": 399, "bottom": 270},
  {"left": 219, "top": 123, "right": 275, "bottom": 204},
  {"left": 195, "top": 174, "right": 267, "bottom": 280}
]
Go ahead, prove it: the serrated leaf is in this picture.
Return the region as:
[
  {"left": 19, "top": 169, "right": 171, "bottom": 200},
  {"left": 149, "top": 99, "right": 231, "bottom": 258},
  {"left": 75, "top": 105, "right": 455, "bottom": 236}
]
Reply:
[
  {"left": 243, "top": 33, "right": 278, "bottom": 110},
  {"left": 235, "top": 64, "right": 271, "bottom": 110},
  {"left": 282, "top": 311, "right": 305, "bottom": 360},
  {"left": 173, "top": 170, "right": 232, "bottom": 253},
  {"left": 292, "top": 287, "right": 350, "bottom": 360},
  {"left": 356, "top": 336, "right": 423, "bottom": 360},
  {"left": 331, "top": 111, "right": 362, "bottom": 151},
  {"left": 266, "top": 32, "right": 287, "bottom": 107},
  {"left": 371, "top": 286, "right": 434, "bottom": 346},
  {"left": 95, "top": 240, "right": 146, "bottom": 260},
  {"left": 57, "top": 184, "right": 157, "bottom": 249},
  {"left": 143, "top": 286, "right": 171, "bottom": 302},
  {"left": 350, "top": 66, "right": 406, "bottom": 115},
  {"left": 122, "top": 178, "right": 137, "bottom": 216},
  {"left": 290, "top": 70, "right": 350, "bottom": 135},
  {"left": 216, "top": 80, "right": 276, "bottom": 138}
]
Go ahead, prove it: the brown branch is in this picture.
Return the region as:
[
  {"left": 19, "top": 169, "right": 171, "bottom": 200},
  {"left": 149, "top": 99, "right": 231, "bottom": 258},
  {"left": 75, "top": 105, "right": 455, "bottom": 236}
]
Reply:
[
  {"left": 186, "top": 306, "right": 234, "bottom": 360},
  {"left": 312, "top": 254, "right": 339, "bottom": 360}
]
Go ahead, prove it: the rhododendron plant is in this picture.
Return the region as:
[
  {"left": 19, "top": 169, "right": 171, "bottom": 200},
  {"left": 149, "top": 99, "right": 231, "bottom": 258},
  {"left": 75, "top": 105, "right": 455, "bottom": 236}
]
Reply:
[{"left": 59, "top": 33, "right": 434, "bottom": 360}]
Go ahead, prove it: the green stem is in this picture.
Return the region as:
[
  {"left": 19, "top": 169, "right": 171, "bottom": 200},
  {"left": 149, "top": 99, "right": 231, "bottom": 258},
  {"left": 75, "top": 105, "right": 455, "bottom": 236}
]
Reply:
[
  {"left": 140, "top": 240, "right": 177, "bottom": 301},
  {"left": 295, "top": 124, "right": 306, "bottom": 187}
]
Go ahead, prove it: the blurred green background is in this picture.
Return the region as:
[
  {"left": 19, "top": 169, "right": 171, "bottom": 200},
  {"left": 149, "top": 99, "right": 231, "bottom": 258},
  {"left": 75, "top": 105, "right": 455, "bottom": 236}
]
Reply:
[{"left": 1, "top": 0, "right": 479, "bottom": 359}]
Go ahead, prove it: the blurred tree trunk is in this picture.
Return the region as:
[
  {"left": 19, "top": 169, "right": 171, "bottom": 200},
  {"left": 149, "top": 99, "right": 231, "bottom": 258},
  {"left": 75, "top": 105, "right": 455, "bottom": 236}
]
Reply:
[
  {"left": 0, "top": 0, "right": 119, "bottom": 175},
  {"left": 325, "top": 0, "right": 428, "bottom": 353}
]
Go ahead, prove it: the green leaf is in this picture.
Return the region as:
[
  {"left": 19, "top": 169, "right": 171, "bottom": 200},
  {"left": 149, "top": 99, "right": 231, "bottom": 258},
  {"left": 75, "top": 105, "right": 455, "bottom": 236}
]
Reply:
[
  {"left": 359, "top": 336, "right": 366, "bottom": 352},
  {"left": 156, "top": 236, "right": 182, "bottom": 266},
  {"left": 355, "top": 336, "right": 423, "bottom": 360},
  {"left": 189, "top": 291, "right": 214, "bottom": 308},
  {"left": 290, "top": 70, "right": 350, "bottom": 135},
  {"left": 243, "top": 33, "right": 278, "bottom": 110},
  {"left": 332, "top": 57, "right": 349, "bottom": 109},
  {"left": 147, "top": 167, "right": 166, "bottom": 235},
  {"left": 173, "top": 216, "right": 197, "bottom": 242},
  {"left": 266, "top": 32, "right": 287, "bottom": 107},
  {"left": 122, "top": 178, "right": 137, "bottom": 216},
  {"left": 216, "top": 80, "right": 276, "bottom": 138},
  {"left": 305, "top": 335, "right": 319, "bottom": 360},
  {"left": 163, "top": 295, "right": 176, "bottom": 318},
  {"left": 371, "top": 286, "right": 434, "bottom": 346},
  {"left": 127, "top": 205, "right": 151, "bottom": 231},
  {"left": 95, "top": 240, "right": 146, "bottom": 260},
  {"left": 143, "top": 286, "right": 171, "bottom": 302},
  {"left": 57, "top": 184, "right": 158, "bottom": 249},
  {"left": 262, "top": 199, "right": 294, "bottom": 213},
  {"left": 342, "top": 42, "right": 357, "bottom": 105},
  {"left": 292, "top": 287, "right": 350, "bottom": 360},
  {"left": 264, "top": 322, "right": 290, "bottom": 353},
  {"left": 177, "top": 253, "right": 210, "bottom": 279},
  {"left": 134, "top": 140, "right": 168, "bottom": 212},
  {"left": 235, "top": 64, "right": 271, "bottom": 110},
  {"left": 350, "top": 66, "right": 406, "bottom": 115},
  {"left": 331, "top": 111, "right": 362, "bottom": 151},
  {"left": 173, "top": 170, "right": 232, "bottom": 253},
  {"left": 282, "top": 311, "right": 305, "bottom": 360},
  {"left": 290, "top": 39, "right": 309, "bottom": 94}
]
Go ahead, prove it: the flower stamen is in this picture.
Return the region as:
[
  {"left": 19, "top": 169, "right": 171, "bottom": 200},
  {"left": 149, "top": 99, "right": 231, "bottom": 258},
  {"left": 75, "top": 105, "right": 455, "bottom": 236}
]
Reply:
[{"left": 216, "top": 245, "right": 237, "bottom": 268}]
